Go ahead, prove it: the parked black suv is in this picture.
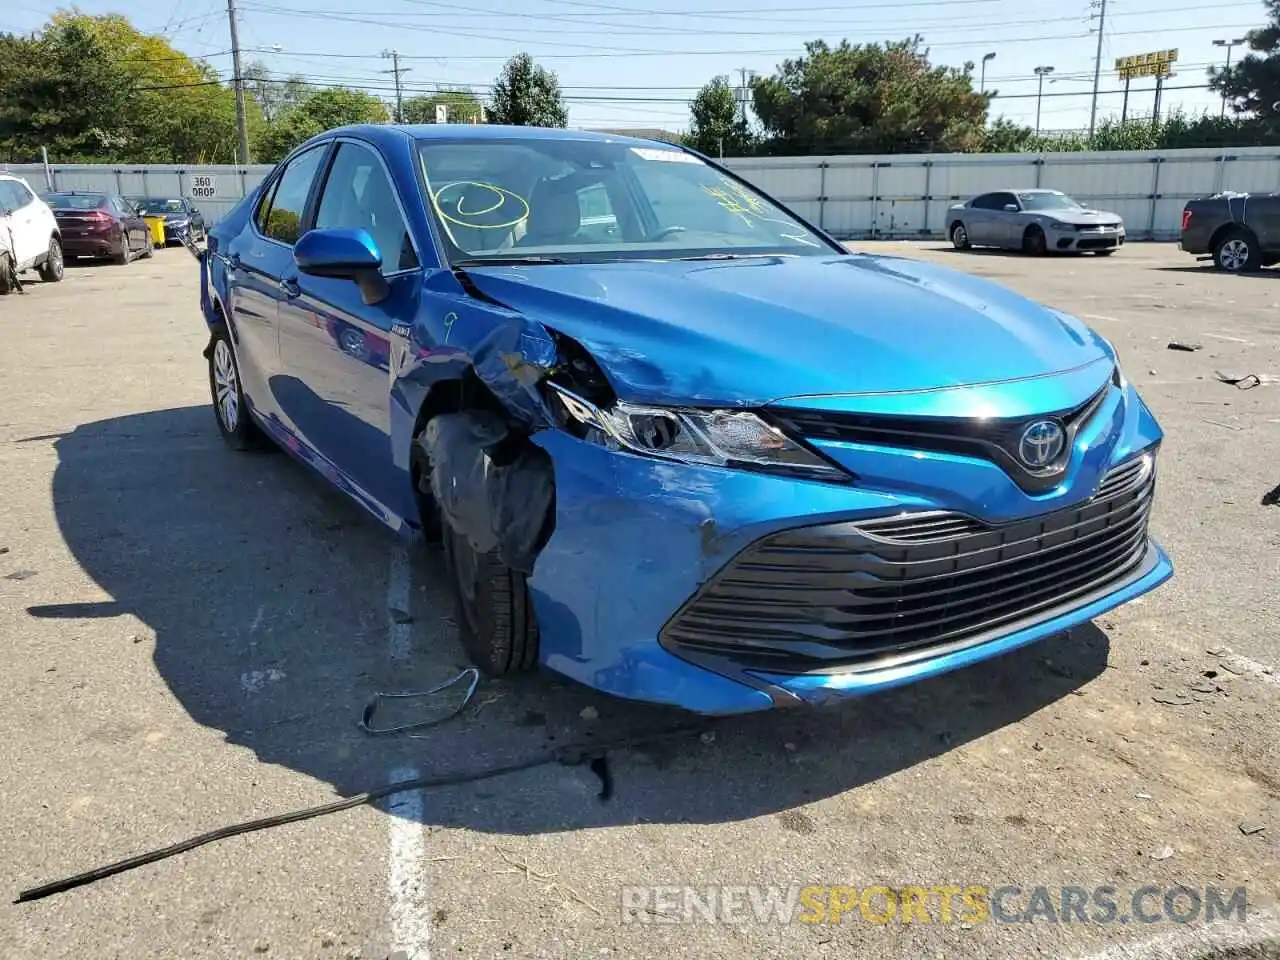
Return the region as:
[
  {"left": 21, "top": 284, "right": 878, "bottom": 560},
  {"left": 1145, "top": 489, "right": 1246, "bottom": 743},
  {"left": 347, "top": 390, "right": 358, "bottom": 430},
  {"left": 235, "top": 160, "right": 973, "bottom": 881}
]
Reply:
[{"left": 1180, "top": 193, "right": 1280, "bottom": 272}]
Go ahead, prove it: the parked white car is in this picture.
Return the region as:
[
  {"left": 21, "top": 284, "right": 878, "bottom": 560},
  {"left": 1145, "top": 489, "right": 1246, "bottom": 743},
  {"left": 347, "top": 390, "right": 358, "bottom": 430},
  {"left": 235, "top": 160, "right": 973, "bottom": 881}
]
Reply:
[{"left": 0, "top": 173, "right": 63, "bottom": 293}]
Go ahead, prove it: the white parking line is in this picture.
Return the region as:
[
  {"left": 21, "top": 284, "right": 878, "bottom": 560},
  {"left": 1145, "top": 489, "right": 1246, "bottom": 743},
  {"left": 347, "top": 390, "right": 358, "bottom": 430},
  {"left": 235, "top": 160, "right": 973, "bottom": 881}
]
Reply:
[
  {"left": 386, "top": 544, "right": 430, "bottom": 960},
  {"left": 1074, "top": 908, "right": 1280, "bottom": 959}
]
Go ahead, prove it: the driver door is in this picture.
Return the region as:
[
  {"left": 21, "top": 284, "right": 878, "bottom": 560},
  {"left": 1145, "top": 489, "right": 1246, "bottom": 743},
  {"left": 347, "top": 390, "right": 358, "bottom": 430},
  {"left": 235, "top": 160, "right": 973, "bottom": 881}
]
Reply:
[{"left": 276, "top": 139, "right": 424, "bottom": 521}]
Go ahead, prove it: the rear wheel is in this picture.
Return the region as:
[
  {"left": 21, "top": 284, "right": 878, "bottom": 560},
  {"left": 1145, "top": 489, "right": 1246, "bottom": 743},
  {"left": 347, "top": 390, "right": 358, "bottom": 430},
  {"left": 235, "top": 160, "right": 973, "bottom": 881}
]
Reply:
[
  {"left": 208, "top": 326, "right": 266, "bottom": 450},
  {"left": 38, "top": 237, "right": 64, "bottom": 282},
  {"left": 1214, "top": 229, "right": 1261, "bottom": 272},
  {"left": 949, "top": 221, "right": 970, "bottom": 250},
  {"left": 113, "top": 234, "right": 131, "bottom": 265},
  {"left": 0, "top": 253, "right": 13, "bottom": 294},
  {"left": 439, "top": 488, "right": 539, "bottom": 676},
  {"left": 1023, "top": 225, "right": 1047, "bottom": 255}
]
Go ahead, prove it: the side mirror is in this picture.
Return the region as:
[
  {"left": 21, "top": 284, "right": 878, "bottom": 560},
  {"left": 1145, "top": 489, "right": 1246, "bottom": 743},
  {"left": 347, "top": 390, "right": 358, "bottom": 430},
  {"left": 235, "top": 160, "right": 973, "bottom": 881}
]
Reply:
[
  {"left": 1003, "top": 203, "right": 1019, "bottom": 212},
  {"left": 294, "top": 228, "right": 389, "bottom": 305}
]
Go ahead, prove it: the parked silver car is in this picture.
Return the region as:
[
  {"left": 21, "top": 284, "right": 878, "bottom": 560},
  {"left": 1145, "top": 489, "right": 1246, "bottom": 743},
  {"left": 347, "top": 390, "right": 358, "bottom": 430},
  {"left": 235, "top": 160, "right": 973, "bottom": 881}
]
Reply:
[{"left": 947, "top": 189, "right": 1125, "bottom": 255}]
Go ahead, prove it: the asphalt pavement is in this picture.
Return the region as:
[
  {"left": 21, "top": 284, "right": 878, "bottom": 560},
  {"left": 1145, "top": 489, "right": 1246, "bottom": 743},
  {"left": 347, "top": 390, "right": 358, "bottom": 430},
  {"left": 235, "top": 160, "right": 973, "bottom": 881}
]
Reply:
[{"left": 0, "top": 241, "right": 1276, "bottom": 959}]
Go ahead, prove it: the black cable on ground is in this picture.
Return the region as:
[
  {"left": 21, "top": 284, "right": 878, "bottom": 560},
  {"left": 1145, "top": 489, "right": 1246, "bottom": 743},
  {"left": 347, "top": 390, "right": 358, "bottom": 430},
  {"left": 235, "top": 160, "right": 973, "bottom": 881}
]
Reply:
[{"left": 15, "top": 724, "right": 704, "bottom": 905}]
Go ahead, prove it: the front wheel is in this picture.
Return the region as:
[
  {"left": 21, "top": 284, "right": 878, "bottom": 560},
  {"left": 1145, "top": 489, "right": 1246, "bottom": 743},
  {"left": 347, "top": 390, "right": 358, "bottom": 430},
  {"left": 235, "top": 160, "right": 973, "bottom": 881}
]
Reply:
[
  {"left": 0, "top": 253, "right": 13, "bottom": 295},
  {"left": 950, "top": 222, "right": 970, "bottom": 250},
  {"left": 208, "top": 327, "right": 266, "bottom": 450},
  {"left": 440, "top": 515, "right": 539, "bottom": 676},
  {"left": 1023, "top": 225, "right": 1047, "bottom": 256},
  {"left": 39, "top": 237, "right": 64, "bottom": 282}
]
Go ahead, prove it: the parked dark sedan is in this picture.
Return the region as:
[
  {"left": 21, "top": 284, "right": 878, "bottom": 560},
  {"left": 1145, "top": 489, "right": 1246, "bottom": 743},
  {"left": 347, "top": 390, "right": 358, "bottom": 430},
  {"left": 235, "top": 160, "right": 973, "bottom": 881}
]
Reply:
[
  {"left": 133, "top": 196, "right": 207, "bottom": 244},
  {"left": 43, "top": 192, "right": 152, "bottom": 264},
  {"left": 1180, "top": 192, "right": 1280, "bottom": 272}
]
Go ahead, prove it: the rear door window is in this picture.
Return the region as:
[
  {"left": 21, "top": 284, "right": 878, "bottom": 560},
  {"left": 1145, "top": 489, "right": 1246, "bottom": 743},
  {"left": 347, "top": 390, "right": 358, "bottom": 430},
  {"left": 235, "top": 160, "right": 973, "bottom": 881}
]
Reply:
[{"left": 260, "top": 145, "right": 327, "bottom": 245}]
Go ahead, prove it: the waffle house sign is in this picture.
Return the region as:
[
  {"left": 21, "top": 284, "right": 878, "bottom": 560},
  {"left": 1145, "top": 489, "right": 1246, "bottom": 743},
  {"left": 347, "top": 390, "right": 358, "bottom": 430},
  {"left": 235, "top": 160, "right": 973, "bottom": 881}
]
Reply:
[{"left": 1116, "top": 49, "right": 1178, "bottom": 80}]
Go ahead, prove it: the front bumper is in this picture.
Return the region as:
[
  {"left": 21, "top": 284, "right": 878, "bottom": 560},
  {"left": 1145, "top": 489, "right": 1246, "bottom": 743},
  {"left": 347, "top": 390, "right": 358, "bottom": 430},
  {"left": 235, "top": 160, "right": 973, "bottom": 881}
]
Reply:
[
  {"left": 527, "top": 375, "right": 1171, "bottom": 715},
  {"left": 1049, "top": 225, "right": 1126, "bottom": 251}
]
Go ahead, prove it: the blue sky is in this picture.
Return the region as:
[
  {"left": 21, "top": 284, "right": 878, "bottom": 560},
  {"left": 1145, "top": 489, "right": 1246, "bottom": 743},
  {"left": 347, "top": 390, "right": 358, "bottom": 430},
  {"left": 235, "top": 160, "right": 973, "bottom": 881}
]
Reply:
[{"left": 4, "top": 0, "right": 1267, "bottom": 133}]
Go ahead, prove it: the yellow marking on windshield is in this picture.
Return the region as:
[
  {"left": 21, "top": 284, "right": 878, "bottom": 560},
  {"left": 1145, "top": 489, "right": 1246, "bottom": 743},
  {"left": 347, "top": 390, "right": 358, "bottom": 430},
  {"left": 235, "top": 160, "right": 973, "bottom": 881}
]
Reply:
[{"left": 432, "top": 181, "right": 530, "bottom": 230}]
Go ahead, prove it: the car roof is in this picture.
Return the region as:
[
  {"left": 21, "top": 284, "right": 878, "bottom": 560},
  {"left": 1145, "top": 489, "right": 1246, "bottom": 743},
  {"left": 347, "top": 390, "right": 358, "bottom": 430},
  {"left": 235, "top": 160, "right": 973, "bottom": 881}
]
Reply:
[{"left": 318, "top": 123, "right": 679, "bottom": 149}]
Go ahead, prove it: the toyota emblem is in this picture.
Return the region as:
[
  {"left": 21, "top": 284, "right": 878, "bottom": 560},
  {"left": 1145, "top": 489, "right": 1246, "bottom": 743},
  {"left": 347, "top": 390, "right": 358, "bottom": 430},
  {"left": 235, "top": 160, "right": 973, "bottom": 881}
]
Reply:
[{"left": 1018, "top": 419, "right": 1066, "bottom": 469}]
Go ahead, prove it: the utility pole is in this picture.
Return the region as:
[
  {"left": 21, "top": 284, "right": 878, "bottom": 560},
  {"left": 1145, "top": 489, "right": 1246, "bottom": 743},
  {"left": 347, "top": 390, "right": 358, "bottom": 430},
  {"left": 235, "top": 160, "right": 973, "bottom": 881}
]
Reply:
[
  {"left": 1213, "top": 38, "right": 1247, "bottom": 118},
  {"left": 736, "top": 67, "right": 755, "bottom": 124},
  {"left": 1088, "top": 0, "right": 1107, "bottom": 140},
  {"left": 381, "top": 49, "right": 412, "bottom": 123},
  {"left": 226, "top": 0, "right": 250, "bottom": 164},
  {"left": 1034, "top": 65, "right": 1055, "bottom": 135}
]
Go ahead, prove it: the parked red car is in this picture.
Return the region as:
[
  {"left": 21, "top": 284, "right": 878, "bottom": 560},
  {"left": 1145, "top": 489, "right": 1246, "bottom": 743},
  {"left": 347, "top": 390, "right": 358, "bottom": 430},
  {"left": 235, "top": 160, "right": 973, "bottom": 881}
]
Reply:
[{"left": 42, "top": 192, "right": 152, "bottom": 264}]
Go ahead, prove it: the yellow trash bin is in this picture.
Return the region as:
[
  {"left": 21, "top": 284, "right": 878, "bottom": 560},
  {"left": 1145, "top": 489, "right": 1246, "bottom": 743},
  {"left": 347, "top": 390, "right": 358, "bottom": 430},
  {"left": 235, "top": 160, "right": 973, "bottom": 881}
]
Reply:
[{"left": 144, "top": 216, "right": 167, "bottom": 248}]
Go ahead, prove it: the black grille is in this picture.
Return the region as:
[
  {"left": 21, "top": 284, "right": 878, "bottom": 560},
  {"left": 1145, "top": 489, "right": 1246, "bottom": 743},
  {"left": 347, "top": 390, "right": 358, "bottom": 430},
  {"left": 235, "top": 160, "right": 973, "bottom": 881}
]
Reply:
[
  {"left": 770, "top": 382, "right": 1110, "bottom": 494},
  {"left": 661, "top": 454, "right": 1156, "bottom": 672}
]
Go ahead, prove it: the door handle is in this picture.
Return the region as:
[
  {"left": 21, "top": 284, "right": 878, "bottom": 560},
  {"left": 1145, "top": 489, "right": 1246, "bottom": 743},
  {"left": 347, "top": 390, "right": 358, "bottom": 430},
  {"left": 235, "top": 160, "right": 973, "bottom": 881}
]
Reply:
[{"left": 279, "top": 276, "right": 301, "bottom": 299}]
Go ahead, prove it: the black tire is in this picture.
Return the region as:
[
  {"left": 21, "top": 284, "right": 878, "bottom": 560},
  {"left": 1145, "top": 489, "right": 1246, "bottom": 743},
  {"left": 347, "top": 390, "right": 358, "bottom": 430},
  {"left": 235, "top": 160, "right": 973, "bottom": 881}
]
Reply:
[
  {"left": 140, "top": 234, "right": 154, "bottom": 259},
  {"left": 440, "top": 509, "right": 539, "bottom": 676},
  {"left": 1023, "top": 225, "right": 1047, "bottom": 255},
  {"left": 1214, "top": 229, "right": 1262, "bottom": 273},
  {"left": 38, "top": 237, "right": 64, "bottom": 282},
  {"left": 0, "top": 253, "right": 13, "bottom": 295},
  {"left": 949, "top": 221, "right": 970, "bottom": 250},
  {"left": 113, "top": 235, "right": 131, "bottom": 265},
  {"left": 207, "top": 325, "right": 267, "bottom": 450}
]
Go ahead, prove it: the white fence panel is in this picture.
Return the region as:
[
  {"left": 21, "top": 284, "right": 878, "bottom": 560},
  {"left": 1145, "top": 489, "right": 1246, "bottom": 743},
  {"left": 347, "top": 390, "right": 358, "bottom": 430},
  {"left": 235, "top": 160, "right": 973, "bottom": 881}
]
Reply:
[
  {"left": 6, "top": 145, "right": 1280, "bottom": 239},
  {"left": 722, "top": 145, "right": 1280, "bottom": 240}
]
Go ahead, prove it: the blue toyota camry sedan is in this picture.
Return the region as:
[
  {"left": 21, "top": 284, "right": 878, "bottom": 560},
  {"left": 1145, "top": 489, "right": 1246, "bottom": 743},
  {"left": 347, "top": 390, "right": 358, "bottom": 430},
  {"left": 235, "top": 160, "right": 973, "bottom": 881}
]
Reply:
[{"left": 198, "top": 124, "right": 1172, "bottom": 715}]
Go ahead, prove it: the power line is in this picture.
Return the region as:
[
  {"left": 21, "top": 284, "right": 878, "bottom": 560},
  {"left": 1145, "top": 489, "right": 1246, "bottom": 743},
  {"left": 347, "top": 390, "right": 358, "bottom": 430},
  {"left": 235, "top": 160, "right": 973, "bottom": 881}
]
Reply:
[
  {"left": 225, "top": 19, "right": 1252, "bottom": 59},
  {"left": 147, "top": 70, "right": 1218, "bottom": 105},
  {"left": 237, "top": 0, "right": 1241, "bottom": 36}
]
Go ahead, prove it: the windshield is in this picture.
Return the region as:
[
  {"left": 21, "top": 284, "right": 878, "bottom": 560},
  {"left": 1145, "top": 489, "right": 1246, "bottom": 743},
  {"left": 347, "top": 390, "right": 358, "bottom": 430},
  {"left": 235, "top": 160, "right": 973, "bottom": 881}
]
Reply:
[
  {"left": 44, "top": 193, "right": 107, "bottom": 210},
  {"left": 416, "top": 138, "right": 835, "bottom": 263},
  {"left": 136, "top": 198, "right": 185, "bottom": 214},
  {"left": 1018, "top": 191, "right": 1084, "bottom": 212}
]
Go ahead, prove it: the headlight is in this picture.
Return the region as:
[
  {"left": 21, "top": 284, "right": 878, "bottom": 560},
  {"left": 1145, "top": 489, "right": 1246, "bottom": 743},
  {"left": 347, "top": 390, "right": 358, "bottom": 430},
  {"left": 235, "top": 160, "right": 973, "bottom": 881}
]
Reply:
[
  {"left": 547, "top": 382, "right": 846, "bottom": 482},
  {"left": 1100, "top": 337, "right": 1127, "bottom": 390}
]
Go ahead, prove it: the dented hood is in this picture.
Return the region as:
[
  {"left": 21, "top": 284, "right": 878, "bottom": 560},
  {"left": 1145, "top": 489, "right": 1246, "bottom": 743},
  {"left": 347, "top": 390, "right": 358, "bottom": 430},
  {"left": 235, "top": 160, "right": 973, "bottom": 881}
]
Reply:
[{"left": 462, "top": 254, "right": 1110, "bottom": 407}]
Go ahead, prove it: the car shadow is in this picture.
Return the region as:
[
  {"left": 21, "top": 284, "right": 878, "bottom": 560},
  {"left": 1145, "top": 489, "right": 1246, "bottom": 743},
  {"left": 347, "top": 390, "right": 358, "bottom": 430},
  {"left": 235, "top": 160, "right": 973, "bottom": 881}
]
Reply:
[
  {"left": 1152, "top": 265, "right": 1280, "bottom": 277},
  {"left": 48, "top": 405, "right": 1110, "bottom": 834}
]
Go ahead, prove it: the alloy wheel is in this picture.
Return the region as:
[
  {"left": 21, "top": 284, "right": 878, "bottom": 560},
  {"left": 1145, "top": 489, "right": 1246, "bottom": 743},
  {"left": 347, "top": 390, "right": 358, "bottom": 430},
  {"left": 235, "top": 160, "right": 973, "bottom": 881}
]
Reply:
[
  {"left": 1220, "top": 238, "right": 1250, "bottom": 271},
  {"left": 212, "top": 339, "right": 240, "bottom": 432}
]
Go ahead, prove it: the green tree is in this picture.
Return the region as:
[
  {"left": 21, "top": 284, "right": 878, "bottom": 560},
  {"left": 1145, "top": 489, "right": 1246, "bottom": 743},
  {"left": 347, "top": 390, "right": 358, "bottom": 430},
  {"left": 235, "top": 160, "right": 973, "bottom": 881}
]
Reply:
[
  {"left": 0, "top": 21, "right": 137, "bottom": 162},
  {"left": 981, "top": 117, "right": 1035, "bottom": 153},
  {"left": 1210, "top": 0, "right": 1280, "bottom": 120},
  {"left": 487, "top": 53, "right": 568, "bottom": 127},
  {"left": 254, "top": 87, "right": 390, "bottom": 162},
  {"left": 243, "top": 61, "right": 314, "bottom": 124},
  {"left": 685, "top": 76, "right": 755, "bottom": 157},
  {"left": 402, "top": 88, "right": 484, "bottom": 124},
  {"left": 51, "top": 11, "right": 247, "bottom": 163},
  {"left": 750, "top": 38, "right": 990, "bottom": 155}
]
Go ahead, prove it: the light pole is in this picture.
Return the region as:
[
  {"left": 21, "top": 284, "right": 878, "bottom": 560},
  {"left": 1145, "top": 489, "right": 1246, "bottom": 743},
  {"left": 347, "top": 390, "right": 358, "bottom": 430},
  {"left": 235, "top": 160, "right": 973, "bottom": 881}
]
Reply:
[
  {"left": 1213, "top": 38, "right": 1247, "bottom": 117},
  {"left": 1034, "top": 65, "right": 1055, "bottom": 135},
  {"left": 980, "top": 51, "right": 996, "bottom": 93}
]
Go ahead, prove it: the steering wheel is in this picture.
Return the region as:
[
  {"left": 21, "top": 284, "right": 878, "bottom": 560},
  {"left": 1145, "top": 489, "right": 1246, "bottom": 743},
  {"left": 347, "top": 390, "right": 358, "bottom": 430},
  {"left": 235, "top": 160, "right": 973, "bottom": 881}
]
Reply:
[{"left": 648, "top": 225, "right": 688, "bottom": 242}]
